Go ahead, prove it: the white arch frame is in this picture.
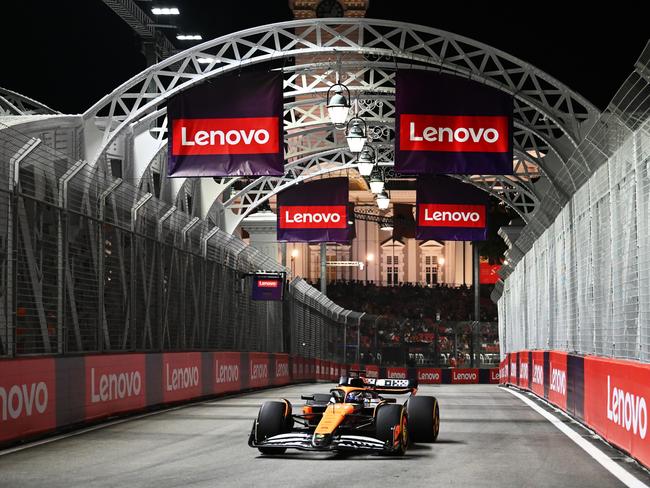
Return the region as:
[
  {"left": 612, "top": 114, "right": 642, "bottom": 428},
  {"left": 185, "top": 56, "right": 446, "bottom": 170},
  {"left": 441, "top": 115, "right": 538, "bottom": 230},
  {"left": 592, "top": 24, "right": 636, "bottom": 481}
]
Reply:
[{"left": 82, "top": 18, "right": 600, "bottom": 234}]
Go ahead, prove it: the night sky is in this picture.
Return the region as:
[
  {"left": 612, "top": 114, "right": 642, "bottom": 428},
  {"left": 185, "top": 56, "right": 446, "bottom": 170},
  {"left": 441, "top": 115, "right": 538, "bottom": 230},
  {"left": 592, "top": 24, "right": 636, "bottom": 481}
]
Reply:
[{"left": 1, "top": 1, "right": 647, "bottom": 114}]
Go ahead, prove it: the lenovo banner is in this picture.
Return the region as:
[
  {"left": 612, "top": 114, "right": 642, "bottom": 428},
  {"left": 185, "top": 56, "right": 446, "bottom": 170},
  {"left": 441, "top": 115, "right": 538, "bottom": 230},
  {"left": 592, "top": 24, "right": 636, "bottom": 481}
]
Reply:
[
  {"left": 212, "top": 352, "right": 241, "bottom": 395},
  {"left": 162, "top": 353, "right": 202, "bottom": 403},
  {"left": 416, "top": 176, "right": 488, "bottom": 241},
  {"left": 0, "top": 358, "right": 56, "bottom": 443},
  {"left": 248, "top": 353, "right": 270, "bottom": 389},
  {"left": 167, "top": 71, "right": 284, "bottom": 177},
  {"left": 531, "top": 351, "right": 545, "bottom": 397},
  {"left": 518, "top": 351, "right": 529, "bottom": 390},
  {"left": 85, "top": 355, "right": 146, "bottom": 421},
  {"left": 273, "top": 354, "right": 290, "bottom": 386},
  {"left": 548, "top": 351, "right": 568, "bottom": 410},
  {"left": 386, "top": 367, "right": 408, "bottom": 379},
  {"left": 584, "top": 356, "right": 650, "bottom": 467},
  {"left": 452, "top": 368, "right": 479, "bottom": 384},
  {"left": 418, "top": 368, "right": 442, "bottom": 384},
  {"left": 251, "top": 274, "right": 284, "bottom": 301},
  {"left": 395, "top": 69, "right": 513, "bottom": 174},
  {"left": 277, "top": 177, "right": 353, "bottom": 243}
]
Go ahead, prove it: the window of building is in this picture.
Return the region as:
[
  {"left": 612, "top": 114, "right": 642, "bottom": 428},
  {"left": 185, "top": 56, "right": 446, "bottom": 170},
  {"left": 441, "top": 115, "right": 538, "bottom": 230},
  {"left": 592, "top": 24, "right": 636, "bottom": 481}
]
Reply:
[{"left": 425, "top": 255, "right": 439, "bottom": 285}]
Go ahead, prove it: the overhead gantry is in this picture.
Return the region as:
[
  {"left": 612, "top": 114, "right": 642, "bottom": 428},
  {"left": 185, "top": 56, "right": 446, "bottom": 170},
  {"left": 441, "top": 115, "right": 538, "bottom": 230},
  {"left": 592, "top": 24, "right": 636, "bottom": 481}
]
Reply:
[{"left": 73, "top": 19, "right": 600, "bottom": 277}]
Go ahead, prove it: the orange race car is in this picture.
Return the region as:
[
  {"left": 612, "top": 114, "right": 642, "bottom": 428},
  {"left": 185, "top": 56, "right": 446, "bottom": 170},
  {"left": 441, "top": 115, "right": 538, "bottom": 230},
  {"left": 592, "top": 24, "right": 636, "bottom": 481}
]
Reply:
[{"left": 248, "top": 371, "right": 440, "bottom": 455}]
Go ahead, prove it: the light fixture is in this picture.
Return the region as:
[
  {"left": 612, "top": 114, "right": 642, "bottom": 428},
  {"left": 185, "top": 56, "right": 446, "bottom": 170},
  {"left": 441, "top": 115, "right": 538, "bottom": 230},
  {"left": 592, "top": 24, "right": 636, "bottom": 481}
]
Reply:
[
  {"left": 356, "top": 146, "right": 375, "bottom": 176},
  {"left": 291, "top": 248, "right": 299, "bottom": 258},
  {"left": 376, "top": 191, "right": 390, "bottom": 210},
  {"left": 345, "top": 117, "right": 367, "bottom": 154},
  {"left": 503, "top": 259, "right": 509, "bottom": 265},
  {"left": 366, "top": 253, "right": 374, "bottom": 262},
  {"left": 369, "top": 167, "right": 384, "bottom": 194},
  {"left": 151, "top": 7, "right": 180, "bottom": 15},
  {"left": 326, "top": 83, "right": 351, "bottom": 126},
  {"left": 177, "top": 34, "right": 203, "bottom": 41},
  {"left": 197, "top": 57, "right": 214, "bottom": 64},
  {"left": 439, "top": 257, "right": 445, "bottom": 266}
]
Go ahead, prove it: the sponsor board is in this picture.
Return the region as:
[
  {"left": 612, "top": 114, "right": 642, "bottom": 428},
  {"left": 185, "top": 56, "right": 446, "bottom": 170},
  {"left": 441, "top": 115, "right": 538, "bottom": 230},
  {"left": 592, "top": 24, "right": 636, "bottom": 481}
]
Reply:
[
  {"left": 213, "top": 352, "right": 241, "bottom": 394},
  {"left": 365, "top": 365, "right": 380, "bottom": 379},
  {"left": 279, "top": 206, "right": 347, "bottom": 229},
  {"left": 509, "top": 356, "right": 518, "bottom": 384},
  {"left": 395, "top": 70, "right": 513, "bottom": 175},
  {"left": 584, "top": 356, "right": 650, "bottom": 466},
  {"left": 386, "top": 367, "right": 407, "bottom": 379},
  {"left": 417, "top": 204, "right": 486, "bottom": 228},
  {"left": 249, "top": 353, "right": 270, "bottom": 389},
  {"left": 489, "top": 368, "right": 500, "bottom": 384},
  {"left": 171, "top": 117, "right": 279, "bottom": 156},
  {"left": 0, "top": 358, "right": 56, "bottom": 443},
  {"left": 548, "top": 352, "right": 568, "bottom": 410},
  {"left": 531, "top": 351, "right": 545, "bottom": 397},
  {"left": 418, "top": 368, "right": 442, "bottom": 384},
  {"left": 400, "top": 114, "right": 509, "bottom": 153},
  {"left": 452, "top": 368, "right": 479, "bottom": 384},
  {"left": 518, "top": 351, "right": 529, "bottom": 390},
  {"left": 416, "top": 176, "right": 489, "bottom": 241},
  {"left": 277, "top": 177, "right": 352, "bottom": 243},
  {"left": 251, "top": 274, "right": 284, "bottom": 301},
  {"left": 274, "top": 354, "right": 290, "bottom": 386},
  {"left": 85, "top": 355, "right": 146, "bottom": 420},
  {"left": 162, "top": 353, "right": 202, "bottom": 403},
  {"left": 499, "top": 356, "right": 509, "bottom": 384},
  {"left": 167, "top": 71, "right": 283, "bottom": 177}
]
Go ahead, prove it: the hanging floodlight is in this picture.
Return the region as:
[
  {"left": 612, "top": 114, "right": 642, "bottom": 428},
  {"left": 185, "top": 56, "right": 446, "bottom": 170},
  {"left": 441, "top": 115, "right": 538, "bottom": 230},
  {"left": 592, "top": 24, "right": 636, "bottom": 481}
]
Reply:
[
  {"left": 356, "top": 145, "right": 375, "bottom": 176},
  {"left": 369, "top": 167, "right": 385, "bottom": 194},
  {"left": 326, "top": 83, "right": 351, "bottom": 126},
  {"left": 346, "top": 117, "right": 367, "bottom": 154},
  {"left": 376, "top": 191, "right": 390, "bottom": 210}
]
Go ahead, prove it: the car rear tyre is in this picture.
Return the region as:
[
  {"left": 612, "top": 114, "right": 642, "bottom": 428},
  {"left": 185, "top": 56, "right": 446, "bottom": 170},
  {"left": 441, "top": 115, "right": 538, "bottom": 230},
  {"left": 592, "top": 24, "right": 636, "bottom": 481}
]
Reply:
[
  {"left": 406, "top": 396, "right": 439, "bottom": 443},
  {"left": 256, "top": 400, "right": 292, "bottom": 455},
  {"left": 375, "top": 404, "right": 408, "bottom": 456}
]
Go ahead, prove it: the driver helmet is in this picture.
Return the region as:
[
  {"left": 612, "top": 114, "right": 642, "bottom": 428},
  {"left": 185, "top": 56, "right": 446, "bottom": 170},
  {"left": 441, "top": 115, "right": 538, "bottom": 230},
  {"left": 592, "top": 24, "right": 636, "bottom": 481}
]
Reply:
[{"left": 346, "top": 391, "right": 365, "bottom": 404}]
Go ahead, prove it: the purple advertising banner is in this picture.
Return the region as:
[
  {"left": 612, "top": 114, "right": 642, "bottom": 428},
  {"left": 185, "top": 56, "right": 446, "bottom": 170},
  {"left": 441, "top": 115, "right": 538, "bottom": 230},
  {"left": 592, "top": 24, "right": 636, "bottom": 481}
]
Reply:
[
  {"left": 167, "top": 71, "right": 284, "bottom": 177},
  {"left": 277, "top": 177, "right": 353, "bottom": 243},
  {"left": 416, "top": 176, "right": 489, "bottom": 241},
  {"left": 395, "top": 70, "right": 513, "bottom": 175},
  {"left": 251, "top": 274, "right": 284, "bottom": 301}
]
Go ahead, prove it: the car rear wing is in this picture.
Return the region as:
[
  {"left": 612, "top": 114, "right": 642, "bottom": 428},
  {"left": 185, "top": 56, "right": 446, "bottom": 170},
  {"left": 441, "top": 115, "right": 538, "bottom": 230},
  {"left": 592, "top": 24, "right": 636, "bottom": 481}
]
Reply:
[{"left": 338, "top": 376, "right": 418, "bottom": 394}]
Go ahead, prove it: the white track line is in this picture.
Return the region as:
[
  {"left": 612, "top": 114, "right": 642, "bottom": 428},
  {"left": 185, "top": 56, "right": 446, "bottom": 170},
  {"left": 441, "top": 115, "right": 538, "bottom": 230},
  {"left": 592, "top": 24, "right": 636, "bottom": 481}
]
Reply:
[{"left": 505, "top": 387, "right": 649, "bottom": 488}]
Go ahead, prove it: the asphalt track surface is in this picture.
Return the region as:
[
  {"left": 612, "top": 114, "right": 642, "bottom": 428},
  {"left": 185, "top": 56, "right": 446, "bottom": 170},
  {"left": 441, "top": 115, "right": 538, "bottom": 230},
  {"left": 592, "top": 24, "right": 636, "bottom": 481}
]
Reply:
[{"left": 1, "top": 384, "right": 649, "bottom": 488}]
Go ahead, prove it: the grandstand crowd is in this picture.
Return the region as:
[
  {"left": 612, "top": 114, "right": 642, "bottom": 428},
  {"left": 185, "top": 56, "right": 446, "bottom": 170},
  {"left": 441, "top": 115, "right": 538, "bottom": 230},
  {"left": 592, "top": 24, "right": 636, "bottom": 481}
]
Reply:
[
  {"left": 325, "top": 280, "right": 497, "bottom": 322},
  {"left": 320, "top": 280, "right": 499, "bottom": 367}
]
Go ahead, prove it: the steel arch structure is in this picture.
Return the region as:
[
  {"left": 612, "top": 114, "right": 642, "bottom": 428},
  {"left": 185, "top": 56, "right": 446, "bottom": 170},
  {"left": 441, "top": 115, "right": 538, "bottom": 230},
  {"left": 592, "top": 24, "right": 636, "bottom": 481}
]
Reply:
[
  {"left": 82, "top": 18, "right": 600, "bottom": 235},
  {"left": 0, "top": 87, "right": 59, "bottom": 116}
]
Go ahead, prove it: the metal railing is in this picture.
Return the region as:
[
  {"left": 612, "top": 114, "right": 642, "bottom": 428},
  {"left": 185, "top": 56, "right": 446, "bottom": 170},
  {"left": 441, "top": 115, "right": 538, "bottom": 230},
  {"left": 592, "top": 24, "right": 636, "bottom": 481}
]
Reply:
[
  {"left": 498, "top": 42, "right": 650, "bottom": 361},
  {"left": 0, "top": 122, "right": 349, "bottom": 360}
]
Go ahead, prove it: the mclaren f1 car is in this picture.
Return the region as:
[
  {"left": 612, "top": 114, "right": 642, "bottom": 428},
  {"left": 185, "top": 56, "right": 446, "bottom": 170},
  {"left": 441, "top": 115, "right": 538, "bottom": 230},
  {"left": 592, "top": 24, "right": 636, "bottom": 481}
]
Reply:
[{"left": 248, "top": 372, "right": 440, "bottom": 455}]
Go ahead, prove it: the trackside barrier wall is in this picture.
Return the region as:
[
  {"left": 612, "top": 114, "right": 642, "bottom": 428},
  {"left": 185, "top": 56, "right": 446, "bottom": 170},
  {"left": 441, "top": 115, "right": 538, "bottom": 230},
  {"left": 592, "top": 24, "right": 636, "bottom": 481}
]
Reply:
[
  {"left": 0, "top": 353, "right": 498, "bottom": 446},
  {"left": 497, "top": 43, "right": 650, "bottom": 362},
  {"left": 501, "top": 351, "right": 650, "bottom": 468}
]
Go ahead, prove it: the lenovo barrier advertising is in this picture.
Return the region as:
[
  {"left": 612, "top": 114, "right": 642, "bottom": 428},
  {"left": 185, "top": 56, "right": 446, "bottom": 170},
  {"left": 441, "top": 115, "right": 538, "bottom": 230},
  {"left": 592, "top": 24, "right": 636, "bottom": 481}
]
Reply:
[
  {"left": 395, "top": 69, "right": 513, "bottom": 174},
  {"left": 277, "top": 177, "right": 353, "bottom": 243},
  {"left": 0, "top": 358, "right": 56, "bottom": 443},
  {"left": 416, "top": 176, "right": 489, "bottom": 241},
  {"left": 85, "top": 354, "right": 146, "bottom": 421},
  {"left": 167, "top": 71, "right": 284, "bottom": 177}
]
